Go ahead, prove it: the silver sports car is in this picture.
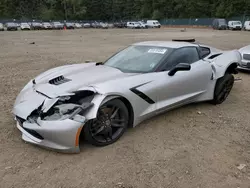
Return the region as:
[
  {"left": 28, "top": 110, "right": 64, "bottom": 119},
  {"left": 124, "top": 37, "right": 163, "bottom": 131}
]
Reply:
[
  {"left": 238, "top": 45, "right": 250, "bottom": 70},
  {"left": 13, "top": 39, "right": 241, "bottom": 153}
]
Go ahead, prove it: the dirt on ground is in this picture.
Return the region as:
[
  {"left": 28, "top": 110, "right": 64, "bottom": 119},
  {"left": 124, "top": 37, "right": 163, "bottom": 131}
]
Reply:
[{"left": 0, "top": 28, "right": 250, "bottom": 188}]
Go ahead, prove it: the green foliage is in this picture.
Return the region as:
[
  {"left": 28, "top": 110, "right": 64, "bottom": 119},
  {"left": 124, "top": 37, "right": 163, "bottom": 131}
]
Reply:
[
  {"left": 152, "top": 10, "right": 163, "bottom": 20},
  {"left": 0, "top": 0, "right": 249, "bottom": 20}
]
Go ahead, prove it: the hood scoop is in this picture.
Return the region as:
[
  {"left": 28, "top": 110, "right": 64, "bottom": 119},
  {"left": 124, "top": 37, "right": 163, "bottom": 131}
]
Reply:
[{"left": 49, "top": 75, "right": 71, "bottom": 85}]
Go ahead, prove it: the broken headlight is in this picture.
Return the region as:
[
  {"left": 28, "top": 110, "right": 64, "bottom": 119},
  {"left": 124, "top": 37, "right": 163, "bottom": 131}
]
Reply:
[
  {"left": 42, "top": 102, "right": 93, "bottom": 123},
  {"left": 40, "top": 90, "right": 95, "bottom": 122}
]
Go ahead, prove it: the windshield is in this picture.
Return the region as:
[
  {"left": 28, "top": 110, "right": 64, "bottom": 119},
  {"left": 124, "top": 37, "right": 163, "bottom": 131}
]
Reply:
[
  {"left": 104, "top": 45, "right": 172, "bottom": 73},
  {"left": 218, "top": 19, "right": 226, "bottom": 24},
  {"left": 21, "top": 23, "right": 29, "bottom": 26},
  {"left": 233, "top": 21, "right": 241, "bottom": 24},
  {"left": 8, "top": 23, "right": 16, "bottom": 26},
  {"left": 32, "top": 22, "right": 40, "bottom": 25}
]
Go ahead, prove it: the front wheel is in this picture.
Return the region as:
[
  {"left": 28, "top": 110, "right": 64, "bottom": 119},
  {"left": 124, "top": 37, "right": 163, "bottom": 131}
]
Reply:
[
  {"left": 84, "top": 99, "right": 129, "bottom": 146},
  {"left": 211, "top": 74, "right": 234, "bottom": 104}
]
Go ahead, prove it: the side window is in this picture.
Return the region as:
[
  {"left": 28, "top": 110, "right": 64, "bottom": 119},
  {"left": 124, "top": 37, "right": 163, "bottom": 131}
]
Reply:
[
  {"left": 164, "top": 47, "right": 200, "bottom": 71},
  {"left": 199, "top": 47, "right": 210, "bottom": 58}
]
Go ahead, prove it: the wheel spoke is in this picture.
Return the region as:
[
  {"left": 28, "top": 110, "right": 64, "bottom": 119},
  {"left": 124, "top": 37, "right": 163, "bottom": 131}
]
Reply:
[
  {"left": 110, "top": 107, "right": 119, "bottom": 119},
  {"left": 92, "top": 126, "right": 105, "bottom": 136},
  {"left": 111, "top": 119, "right": 125, "bottom": 123},
  {"left": 111, "top": 122, "right": 125, "bottom": 128},
  {"left": 103, "top": 127, "right": 113, "bottom": 141}
]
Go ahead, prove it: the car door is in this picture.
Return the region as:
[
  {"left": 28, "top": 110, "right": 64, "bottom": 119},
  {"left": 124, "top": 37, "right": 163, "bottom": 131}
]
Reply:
[{"left": 155, "top": 46, "right": 213, "bottom": 113}]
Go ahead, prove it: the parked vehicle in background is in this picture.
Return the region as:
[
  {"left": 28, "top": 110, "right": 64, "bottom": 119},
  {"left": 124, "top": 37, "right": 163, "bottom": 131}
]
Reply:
[
  {"left": 138, "top": 21, "right": 148, "bottom": 28},
  {"left": 20, "top": 23, "right": 31, "bottom": 30},
  {"left": 108, "top": 23, "right": 114, "bottom": 28},
  {"left": 100, "top": 22, "right": 108, "bottom": 29},
  {"left": 212, "top": 18, "right": 227, "bottom": 30},
  {"left": 52, "top": 21, "right": 64, "bottom": 30},
  {"left": 6, "top": 22, "right": 18, "bottom": 31},
  {"left": 114, "top": 22, "right": 126, "bottom": 28},
  {"left": 126, "top": 22, "right": 141, "bottom": 29},
  {"left": 243, "top": 21, "right": 250, "bottom": 31},
  {"left": 0, "top": 23, "right": 4, "bottom": 31},
  {"left": 238, "top": 45, "right": 250, "bottom": 70},
  {"left": 228, "top": 21, "right": 242, "bottom": 30},
  {"left": 64, "top": 22, "right": 75, "bottom": 29},
  {"left": 31, "top": 22, "right": 43, "bottom": 30},
  {"left": 74, "top": 23, "right": 82, "bottom": 29},
  {"left": 91, "top": 22, "right": 102, "bottom": 28},
  {"left": 146, "top": 20, "right": 161, "bottom": 28},
  {"left": 83, "top": 23, "right": 91, "bottom": 28},
  {"left": 43, "top": 22, "right": 53, "bottom": 30}
]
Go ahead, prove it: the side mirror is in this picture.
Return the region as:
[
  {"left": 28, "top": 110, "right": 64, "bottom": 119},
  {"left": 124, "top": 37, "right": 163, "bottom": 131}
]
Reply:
[{"left": 168, "top": 63, "right": 191, "bottom": 76}]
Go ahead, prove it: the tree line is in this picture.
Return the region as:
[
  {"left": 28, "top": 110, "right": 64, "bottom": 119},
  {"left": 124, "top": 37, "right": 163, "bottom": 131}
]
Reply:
[{"left": 0, "top": 0, "right": 249, "bottom": 21}]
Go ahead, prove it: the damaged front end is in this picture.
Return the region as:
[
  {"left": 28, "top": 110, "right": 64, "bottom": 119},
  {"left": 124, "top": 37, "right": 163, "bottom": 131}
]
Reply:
[
  {"left": 13, "top": 89, "right": 95, "bottom": 153},
  {"left": 30, "top": 90, "right": 94, "bottom": 123}
]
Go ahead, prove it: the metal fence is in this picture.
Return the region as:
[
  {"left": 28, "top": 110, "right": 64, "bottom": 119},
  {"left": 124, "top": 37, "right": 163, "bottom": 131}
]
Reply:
[{"left": 159, "top": 16, "right": 250, "bottom": 26}]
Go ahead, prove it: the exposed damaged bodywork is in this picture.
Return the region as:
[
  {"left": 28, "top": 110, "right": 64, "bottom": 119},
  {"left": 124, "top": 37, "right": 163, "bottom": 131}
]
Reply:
[{"left": 13, "top": 88, "right": 97, "bottom": 153}]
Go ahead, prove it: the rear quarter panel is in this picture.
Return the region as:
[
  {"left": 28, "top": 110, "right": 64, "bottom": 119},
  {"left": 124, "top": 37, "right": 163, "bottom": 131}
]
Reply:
[{"left": 210, "top": 50, "right": 241, "bottom": 79}]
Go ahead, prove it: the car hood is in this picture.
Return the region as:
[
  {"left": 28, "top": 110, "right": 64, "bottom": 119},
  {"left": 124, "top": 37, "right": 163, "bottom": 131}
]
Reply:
[
  {"left": 32, "top": 63, "right": 136, "bottom": 98},
  {"left": 239, "top": 45, "right": 250, "bottom": 53}
]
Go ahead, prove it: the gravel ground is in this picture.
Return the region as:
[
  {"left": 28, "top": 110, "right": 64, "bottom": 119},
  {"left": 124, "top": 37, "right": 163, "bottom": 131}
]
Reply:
[{"left": 0, "top": 28, "right": 250, "bottom": 188}]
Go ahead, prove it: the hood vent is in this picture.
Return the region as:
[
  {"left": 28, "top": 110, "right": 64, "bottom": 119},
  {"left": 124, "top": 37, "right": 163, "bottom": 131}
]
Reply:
[{"left": 49, "top": 75, "right": 71, "bottom": 85}]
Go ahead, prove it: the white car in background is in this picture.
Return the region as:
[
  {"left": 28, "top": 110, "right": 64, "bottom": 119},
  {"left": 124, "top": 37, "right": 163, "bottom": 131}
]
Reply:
[
  {"left": 126, "top": 22, "right": 141, "bottom": 29},
  {"left": 228, "top": 21, "right": 242, "bottom": 30},
  {"left": 100, "top": 22, "right": 108, "bottom": 29},
  {"left": 20, "top": 23, "right": 31, "bottom": 30},
  {"left": 74, "top": 23, "right": 82, "bottom": 29},
  {"left": 0, "top": 23, "right": 4, "bottom": 31},
  {"left": 243, "top": 21, "right": 250, "bottom": 31},
  {"left": 138, "top": 21, "right": 148, "bottom": 29},
  {"left": 146, "top": 20, "right": 161, "bottom": 28},
  {"left": 43, "top": 22, "right": 53, "bottom": 30},
  {"left": 238, "top": 45, "right": 250, "bottom": 70},
  {"left": 83, "top": 23, "right": 91, "bottom": 28}
]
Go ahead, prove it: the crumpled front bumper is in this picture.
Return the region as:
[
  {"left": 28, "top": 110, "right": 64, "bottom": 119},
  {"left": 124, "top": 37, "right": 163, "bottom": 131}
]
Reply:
[
  {"left": 238, "top": 59, "right": 250, "bottom": 70},
  {"left": 12, "top": 86, "right": 88, "bottom": 153},
  {"left": 15, "top": 116, "right": 85, "bottom": 153}
]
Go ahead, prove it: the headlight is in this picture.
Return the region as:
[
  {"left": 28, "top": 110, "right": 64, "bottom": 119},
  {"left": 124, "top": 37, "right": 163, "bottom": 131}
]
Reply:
[
  {"left": 58, "top": 96, "right": 71, "bottom": 101},
  {"left": 43, "top": 102, "right": 93, "bottom": 123}
]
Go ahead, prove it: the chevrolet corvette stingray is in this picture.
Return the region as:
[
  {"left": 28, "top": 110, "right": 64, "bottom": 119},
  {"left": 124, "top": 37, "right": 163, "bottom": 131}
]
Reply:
[{"left": 13, "top": 39, "right": 241, "bottom": 153}]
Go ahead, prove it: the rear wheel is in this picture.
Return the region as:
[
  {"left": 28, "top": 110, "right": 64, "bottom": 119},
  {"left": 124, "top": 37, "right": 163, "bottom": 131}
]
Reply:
[
  {"left": 212, "top": 74, "right": 234, "bottom": 104},
  {"left": 84, "top": 99, "right": 129, "bottom": 146}
]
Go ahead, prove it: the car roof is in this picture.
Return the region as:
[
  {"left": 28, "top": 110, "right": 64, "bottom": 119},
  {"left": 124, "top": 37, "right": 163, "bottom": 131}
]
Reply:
[{"left": 133, "top": 41, "right": 198, "bottom": 48}]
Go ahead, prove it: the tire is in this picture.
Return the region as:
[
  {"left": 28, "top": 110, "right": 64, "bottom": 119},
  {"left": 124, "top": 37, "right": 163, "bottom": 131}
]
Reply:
[
  {"left": 84, "top": 99, "right": 129, "bottom": 146},
  {"left": 211, "top": 74, "right": 234, "bottom": 104}
]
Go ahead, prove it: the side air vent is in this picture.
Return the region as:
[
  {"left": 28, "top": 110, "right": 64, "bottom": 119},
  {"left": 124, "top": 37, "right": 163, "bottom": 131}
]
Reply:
[
  {"left": 49, "top": 75, "right": 71, "bottom": 85},
  {"left": 208, "top": 53, "right": 222, "bottom": 59}
]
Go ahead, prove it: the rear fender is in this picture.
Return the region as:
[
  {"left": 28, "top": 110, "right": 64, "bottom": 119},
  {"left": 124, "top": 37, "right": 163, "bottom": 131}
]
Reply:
[{"left": 210, "top": 50, "right": 241, "bottom": 79}]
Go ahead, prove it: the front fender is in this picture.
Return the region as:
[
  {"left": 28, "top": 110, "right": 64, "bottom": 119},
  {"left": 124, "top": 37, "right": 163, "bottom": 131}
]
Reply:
[{"left": 82, "top": 92, "right": 127, "bottom": 120}]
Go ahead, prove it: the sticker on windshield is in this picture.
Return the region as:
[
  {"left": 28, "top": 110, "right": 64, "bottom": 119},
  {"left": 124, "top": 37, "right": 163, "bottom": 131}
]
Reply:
[{"left": 148, "top": 48, "right": 167, "bottom": 54}]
